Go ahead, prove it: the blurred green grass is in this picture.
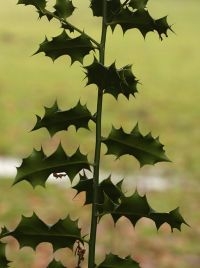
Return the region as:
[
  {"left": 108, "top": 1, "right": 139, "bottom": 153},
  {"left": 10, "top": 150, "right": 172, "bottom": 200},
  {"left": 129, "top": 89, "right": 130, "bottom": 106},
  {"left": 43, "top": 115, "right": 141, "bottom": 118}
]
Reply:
[
  {"left": 0, "top": 0, "right": 200, "bottom": 179},
  {"left": 0, "top": 1, "right": 200, "bottom": 267},
  {"left": 0, "top": 178, "right": 199, "bottom": 268},
  {"left": 0, "top": 0, "right": 199, "bottom": 181}
]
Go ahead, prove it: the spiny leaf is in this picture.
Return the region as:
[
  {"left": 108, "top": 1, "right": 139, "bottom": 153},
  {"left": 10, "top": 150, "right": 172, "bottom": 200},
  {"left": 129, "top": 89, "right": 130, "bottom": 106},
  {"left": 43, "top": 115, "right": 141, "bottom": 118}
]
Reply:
[
  {"left": 32, "top": 101, "right": 93, "bottom": 136},
  {"left": 155, "top": 16, "right": 172, "bottom": 39},
  {"left": 84, "top": 58, "right": 138, "bottom": 99},
  {"left": 109, "top": 8, "right": 171, "bottom": 39},
  {"left": 34, "top": 30, "right": 95, "bottom": 64},
  {"left": 129, "top": 0, "right": 148, "bottom": 10},
  {"left": 14, "top": 144, "right": 90, "bottom": 187},
  {"left": 0, "top": 213, "right": 82, "bottom": 251},
  {"left": 73, "top": 175, "right": 123, "bottom": 205},
  {"left": 90, "top": 0, "right": 121, "bottom": 17},
  {"left": 54, "top": 0, "right": 75, "bottom": 20},
  {"left": 36, "top": 6, "right": 54, "bottom": 21},
  {"left": 97, "top": 192, "right": 120, "bottom": 217},
  {"left": 97, "top": 253, "right": 140, "bottom": 268},
  {"left": 17, "top": 0, "right": 46, "bottom": 10},
  {"left": 48, "top": 259, "right": 66, "bottom": 267},
  {"left": 91, "top": 0, "right": 171, "bottom": 39},
  {"left": 0, "top": 242, "right": 10, "bottom": 267},
  {"left": 102, "top": 124, "right": 170, "bottom": 167},
  {"left": 150, "top": 207, "right": 189, "bottom": 231},
  {"left": 111, "top": 190, "right": 151, "bottom": 225},
  {"left": 73, "top": 176, "right": 94, "bottom": 205},
  {"left": 100, "top": 177, "right": 123, "bottom": 205},
  {"left": 110, "top": 190, "right": 188, "bottom": 231}
]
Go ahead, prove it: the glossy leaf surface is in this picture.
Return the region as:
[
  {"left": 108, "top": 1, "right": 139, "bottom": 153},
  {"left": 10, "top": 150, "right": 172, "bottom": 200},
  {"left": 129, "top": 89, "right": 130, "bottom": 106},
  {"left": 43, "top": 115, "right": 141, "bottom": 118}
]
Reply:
[
  {"left": 110, "top": 8, "right": 171, "bottom": 39},
  {"left": 32, "top": 101, "right": 93, "bottom": 136},
  {"left": 85, "top": 59, "right": 138, "bottom": 99},
  {"left": 14, "top": 145, "right": 90, "bottom": 187},
  {"left": 35, "top": 30, "right": 95, "bottom": 64},
  {"left": 90, "top": 0, "right": 171, "bottom": 39},
  {"left": 0, "top": 214, "right": 82, "bottom": 250},
  {"left": 109, "top": 190, "right": 188, "bottom": 231},
  {"left": 54, "top": 0, "right": 75, "bottom": 19},
  {"left": 102, "top": 124, "right": 170, "bottom": 166},
  {"left": 73, "top": 176, "right": 123, "bottom": 205}
]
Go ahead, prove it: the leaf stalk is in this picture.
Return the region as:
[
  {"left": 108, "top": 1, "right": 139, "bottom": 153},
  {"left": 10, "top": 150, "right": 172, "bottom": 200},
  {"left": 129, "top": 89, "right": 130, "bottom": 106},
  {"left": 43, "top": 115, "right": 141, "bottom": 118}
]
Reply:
[{"left": 42, "top": 9, "right": 100, "bottom": 48}]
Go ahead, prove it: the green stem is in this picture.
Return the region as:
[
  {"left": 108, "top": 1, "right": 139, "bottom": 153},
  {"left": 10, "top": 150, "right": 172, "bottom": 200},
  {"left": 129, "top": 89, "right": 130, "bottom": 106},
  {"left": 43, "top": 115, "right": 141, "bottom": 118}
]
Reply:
[
  {"left": 43, "top": 9, "right": 100, "bottom": 48},
  {"left": 88, "top": 1, "right": 107, "bottom": 267}
]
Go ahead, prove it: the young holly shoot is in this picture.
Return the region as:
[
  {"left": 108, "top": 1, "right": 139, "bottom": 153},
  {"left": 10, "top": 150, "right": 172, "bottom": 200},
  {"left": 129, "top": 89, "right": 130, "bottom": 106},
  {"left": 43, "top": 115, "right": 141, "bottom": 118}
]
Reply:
[{"left": 0, "top": 1, "right": 188, "bottom": 267}]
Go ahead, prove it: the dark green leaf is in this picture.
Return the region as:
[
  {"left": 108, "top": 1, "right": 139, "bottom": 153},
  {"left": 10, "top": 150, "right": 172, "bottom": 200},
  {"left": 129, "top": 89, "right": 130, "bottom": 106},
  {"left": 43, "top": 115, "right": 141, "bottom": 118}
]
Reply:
[
  {"left": 97, "top": 192, "right": 120, "bottom": 217},
  {"left": 90, "top": 0, "right": 121, "bottom": 17},
  {"left": 97, "top": 253, "right": 140, "bottom": 268},
  {"left": 13, "top": 145, "right": 90, "bottom": 187},
  {"left": 34, "top": 30, "right": 95, "bottom": 64},
  {"left": 37, "top": 9, "right": 54, "bottom": 21},
  {"left": 54, "top": 0, "right": 75, "bottom": 19},
  {"left": 150, "top": 207, "right": 189, "bottom": 231},
  {"left": 17, "top": 0, "right": 46, "bottom": 10},
  {"left": 73, "top": 176, "right": 123, "bottom": 205},
  {"left": 110, "top": 190, "right": 188, "bottom": 231},
  {"left": 110, "top": 8, "right": 170, "bottom": 39},
  {"left": 90, "top": 0, "right": 171, "bottom": 39},
  {"left": 73, "top": 176, "right": 94, "bottom": 205},
  {"left": 102, "top": 124, "right": 170, "bottom": 167},
  {"left": 109, "top": 8, "right": 153, "bottom": 36},
  {"left": 154, "top": 16, "right": 172, "bottom": 40},
  {"left": 84, "top": 59, "right": 138, "bottom": 99},
  {"left": 0, "top": 242, "right": 10, "bottom": 267},
  {"left": 129, "top": 0, "right": 148, "bottom": 10},
  {"left": 48, "top": 259, "right": 66, "bottom": 267},
  {"left": 0, "top": 213, "right": 82, "bottom": 251},
  {"left": 32, "top": 101, "right": 93, "bottom": 136},
  {"left": 111, "top": 190, "right": 151, "bottom": 225},
  {"left": 100, "top": 177, "right": 123, "bottom": 204},
  {"left": 84, "top": 58, "right": 107, "bottom": 89}
]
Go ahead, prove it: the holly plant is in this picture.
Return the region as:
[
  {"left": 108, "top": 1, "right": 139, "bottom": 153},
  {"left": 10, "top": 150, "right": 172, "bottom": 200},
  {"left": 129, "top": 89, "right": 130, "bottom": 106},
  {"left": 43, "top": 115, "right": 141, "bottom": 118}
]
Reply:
[{"left": 0, "top": 1, "right": 188, "bottom": 267}]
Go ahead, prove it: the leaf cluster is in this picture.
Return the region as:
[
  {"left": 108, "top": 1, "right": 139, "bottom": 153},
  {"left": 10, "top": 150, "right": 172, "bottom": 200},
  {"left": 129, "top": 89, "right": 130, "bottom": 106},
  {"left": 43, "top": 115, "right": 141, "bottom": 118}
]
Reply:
[
  {"left": 73, "top": 176, "right": 187, "bottom": 231},
  {"left": 0, "top": 1, "right": 187, "bottom": 267},
  {"left": 91, "top": 0, "right": 172, "bottom": 39},
  {"left": 17, "top": 0, "right": 172, "bottom": 65}
]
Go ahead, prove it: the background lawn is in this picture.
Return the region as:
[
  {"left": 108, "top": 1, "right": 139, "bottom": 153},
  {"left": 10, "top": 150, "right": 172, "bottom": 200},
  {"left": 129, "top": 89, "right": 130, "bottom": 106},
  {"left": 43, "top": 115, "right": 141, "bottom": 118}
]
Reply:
[
  {"left": 1, "top": 0, "right": 200, "bottom": 179},
  {"left": 0, "top": 0, "right": 200, "bottom": 267}
]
